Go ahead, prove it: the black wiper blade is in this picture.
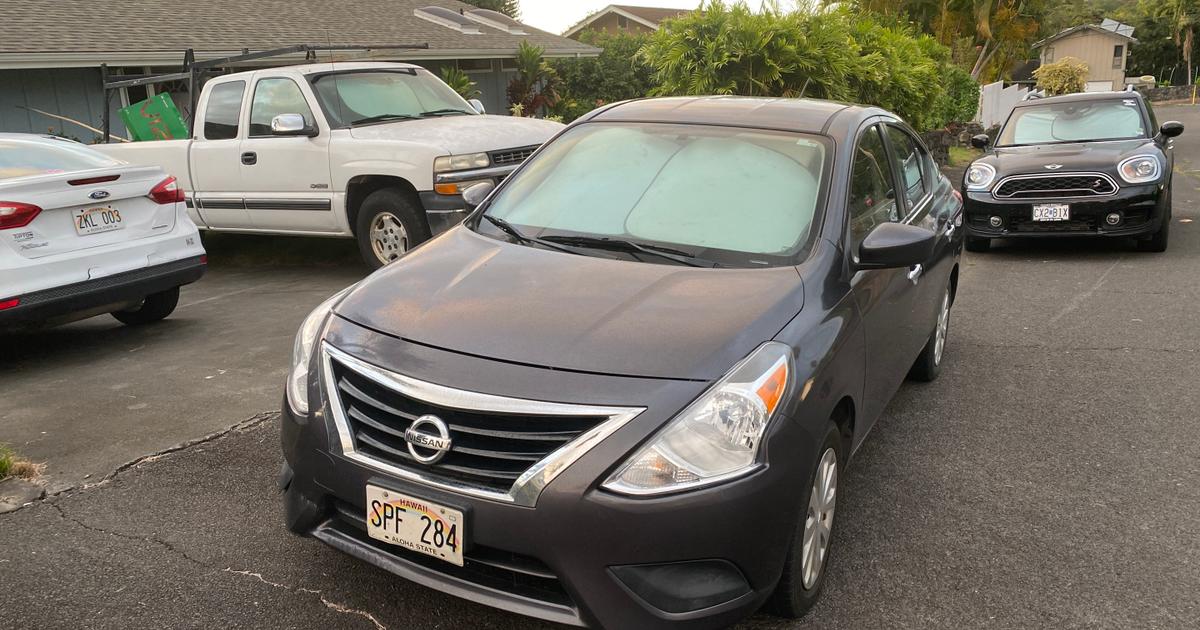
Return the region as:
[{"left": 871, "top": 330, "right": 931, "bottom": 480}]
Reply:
[
  {"left": 420, "top": 108, "right": 473, "bottom": 117},
  {"left": 482, "top": 215, "right": 580, "bottom": 256},
  {"left": 350, "top": 113, "right": 421, "bottom": 126},
  {"left": 540, "top": 235, "right": 714, "bottom": 268}
]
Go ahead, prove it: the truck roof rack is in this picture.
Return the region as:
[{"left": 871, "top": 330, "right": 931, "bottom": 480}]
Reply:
[{"left": 100, "top": 43, "right": 429, "bottom": 143}]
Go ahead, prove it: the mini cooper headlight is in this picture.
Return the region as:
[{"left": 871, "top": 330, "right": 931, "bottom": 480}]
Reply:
[
  {"left": 1118, "top": 155, "right": 1161, "bottom": 184},
  {"left": 287, "top": 287, "right": 353, "bottom": 415},
  {"left": 965, "top": 162, "right": 997, "bottom": 191},
  {"left": 603, "top": 342, "right": 792, "bottom": 496}
]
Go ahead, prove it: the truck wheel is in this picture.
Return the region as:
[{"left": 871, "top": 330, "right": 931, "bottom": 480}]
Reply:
[
  {"left": 112, "top": 287, "right": 180, "bottom": 326},
  {"left": 355, "top": 189, "right": 430, "bottom": 269}
]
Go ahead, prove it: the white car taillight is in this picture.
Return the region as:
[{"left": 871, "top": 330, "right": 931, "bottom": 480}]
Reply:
[
  {"left": 148, "top": 176, "right": 186, "bottom": 205},
  {"left": 0, "top": 201, "right": 42, "bottom": 230}
]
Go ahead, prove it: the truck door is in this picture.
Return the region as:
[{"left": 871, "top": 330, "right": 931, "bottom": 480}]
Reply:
[
  {"left": 190, "top": 79, "right": 252, "bottom": 228},
  {"left": 238, "top": 76, "right": 336, "bottom": 233}
]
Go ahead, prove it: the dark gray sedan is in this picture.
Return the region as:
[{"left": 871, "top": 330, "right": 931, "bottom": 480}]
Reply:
[{"left": 280, "top": 96, "right": 964, "bottom": 629}]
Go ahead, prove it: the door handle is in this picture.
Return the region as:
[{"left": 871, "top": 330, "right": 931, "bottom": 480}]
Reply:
[
  {"left": 907, "top": 264, "right": 923, "bottom": 284},
  {"left": 241, "top": 151, "right": 257, "bottom": 165},
  {"left": 945, "top": 223, "right": 956, "bottom": 238}
]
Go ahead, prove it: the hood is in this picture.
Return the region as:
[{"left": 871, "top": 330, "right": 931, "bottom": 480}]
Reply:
[
  {"left": 348, "top": 115, "right": 564, "bottom": 154},
  {"left": 334, "top": 228, "right": 805, "bottom": 381},
  {"left": 981, "top": 138, "right": 1158, "bottom": 176}
]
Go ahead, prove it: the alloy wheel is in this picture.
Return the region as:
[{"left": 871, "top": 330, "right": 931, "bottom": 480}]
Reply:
[
  {"left": 370, "top": 212, "right": 410, "bottom": 264},
  {"left": 802, "top": 447, "right": 838, "bottom": 590},
  {"left": 933, "top": 288, "right": 951, "bottom": 366}
]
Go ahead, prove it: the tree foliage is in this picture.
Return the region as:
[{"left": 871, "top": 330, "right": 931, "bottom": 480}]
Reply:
[
  {"left": 440, "top": 67, "right": 480, "bottom": 100},
  {"left": 640, "top": 2, "right": 976, "bottom": 130},
  {"left": 550, "top": 30, "right": 657, "bottom": 122},
  {"left": 459, "top": 0, "right": 519, "bottom": 19},
  {"left": 506, "top": 41, "right": 561, "bottom": 116},
  {"left": 1033, "top": 56, "right": 1089, "bottom": 95}
]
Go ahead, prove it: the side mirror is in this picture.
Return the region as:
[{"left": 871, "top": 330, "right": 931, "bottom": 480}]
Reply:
[
  {"left": 271, "top": 114, "right": 318, "bottom": 137},
  {"left": 462, "top": 181, "right": 495, "bottom": 209},
  {"left": 468, "top": 99, "right": 486, "bottom": 115},
  {"left": 1160, "top": 121, "right": 1185, "bottom": 138},
  {"left": 970, "top": 134, "right": 990, "bottom": 149},
  {"left": 857, "top": 223, "right": 936, "bottom": 270}
]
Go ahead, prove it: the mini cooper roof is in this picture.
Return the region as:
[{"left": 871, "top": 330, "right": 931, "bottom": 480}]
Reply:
[
  {"left": 583, "top": 96, "right": 884, "bottom": 135},
  {"left": 1014, "top": 90, "right": 1146, "bottom": 109}
]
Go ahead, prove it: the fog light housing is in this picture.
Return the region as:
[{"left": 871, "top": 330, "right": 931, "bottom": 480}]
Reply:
[
  {"left": 989, "top": 216, "right": 1003, "bottom": 228},
  {"left": 610, "top": 560, "right": 751, "bottom": 614},
  {"left": 1105, "top": 212, "right": 1122, "bottom": 226}
]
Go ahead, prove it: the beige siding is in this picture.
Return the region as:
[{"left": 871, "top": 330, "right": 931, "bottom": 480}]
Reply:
[
  {"left": 577, "top": 12, "right": 656, "bottom": 37},
  {"left": 1040, "top": 30, "right": 1130, "bottom": 90}
]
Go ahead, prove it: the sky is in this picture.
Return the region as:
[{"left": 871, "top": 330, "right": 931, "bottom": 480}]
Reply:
[{"left": 519, "top": 0, "right": 705, "bottom": 35}]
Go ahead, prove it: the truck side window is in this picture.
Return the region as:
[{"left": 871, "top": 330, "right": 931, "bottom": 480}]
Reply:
[
  {"left": 249, "top": 78, "right": 315, "bottom": 137},
  {"left": 848, "top": 124, "right": 900, "bottom": 247},
  {"left": 204, "top": 81, "right": 245, "bottom": 141}
]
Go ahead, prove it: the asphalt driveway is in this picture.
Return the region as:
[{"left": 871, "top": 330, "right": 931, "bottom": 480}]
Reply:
[{"left": 2, "top": 106, "right": 1200, "bottom": 629}]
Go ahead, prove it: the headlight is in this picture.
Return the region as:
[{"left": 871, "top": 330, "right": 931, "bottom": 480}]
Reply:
[
  {"left": 434, "top": 152, "right": 490, "bottom": 173},
  {"left": 1118, "top": 155, "right": 1161, "bottom": 184},
  {"left": 603, "top": 342, "right": 792, "bottom": 496},
  {"left": 965, "top": 162, "right": 997, "bottom": 191},
  {"left": 287, "top": 287, "right": 353, "bottom": 415}
]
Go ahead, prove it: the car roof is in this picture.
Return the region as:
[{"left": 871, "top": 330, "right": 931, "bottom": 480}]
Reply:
[
  {"left": 586, "top": 96, "right": 874, "bottom": 134},
  {"left": 0, "top": 132, "right": 80, "bottom": 144},
  {"left": 1014, "top": 90, "right": 1143, "bottom": 108}
]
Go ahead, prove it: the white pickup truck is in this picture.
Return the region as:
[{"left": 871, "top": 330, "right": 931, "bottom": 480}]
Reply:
[{"left": 95, "top": 61, "right": 563, "bottom": 267}]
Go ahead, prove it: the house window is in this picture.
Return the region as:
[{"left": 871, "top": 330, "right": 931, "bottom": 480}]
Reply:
[
  {"left": 1113, "top": 45, "right": 1124, "bottom": 69},
  {"left": 618, "top": 15, "right": 628, "bottom": 29},
  {"left": 1044, "top": 47, "right": 1054, "bottom": 63}
]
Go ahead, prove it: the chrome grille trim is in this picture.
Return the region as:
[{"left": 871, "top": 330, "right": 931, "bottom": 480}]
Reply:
[
  {"left": 321, "top": 343, "right": 644, "bottom": 507},
  {"left": 992, "top": 172, "right": 1120, "bottom": 200}
]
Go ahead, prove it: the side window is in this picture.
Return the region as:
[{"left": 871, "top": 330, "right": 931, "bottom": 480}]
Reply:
[
  {"left": 848, "top": 125, "right": 900, "bottom": 245},
  {"left": 203, "top": 81, "right": 245, "bottom": 141},
  {"left": 884, "top": 125, "right": 929, "bottom": 210},
  {"left": 1143, "top": 98, "right": 1159, "bottom": 132},
  {"left": 249, "top": 78, "right": 315, "bottom": 137}
]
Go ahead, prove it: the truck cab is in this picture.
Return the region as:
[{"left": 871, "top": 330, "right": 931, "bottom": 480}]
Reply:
[{"left": 97, "top": 62, "right": 563, "bottom": 267}]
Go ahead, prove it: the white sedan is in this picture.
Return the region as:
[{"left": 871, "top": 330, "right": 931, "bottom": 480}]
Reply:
[{"left": 0, "top": 134, "right": 206, "bottom": 327}]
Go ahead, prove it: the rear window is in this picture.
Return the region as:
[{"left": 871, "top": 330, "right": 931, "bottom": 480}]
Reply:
[{"left": 0, "top": 138, "right": 121, "bottom": 181}]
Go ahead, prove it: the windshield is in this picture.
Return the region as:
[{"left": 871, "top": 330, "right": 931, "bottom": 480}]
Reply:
[
  {"left": 310, "top": 69, "right": 474, "bottom": 127},
  {"left": 0, "top": 138, "right": 121, "bottom": 181},
  {"left": 476, "top": 123, "right": 829, "bottom": 267},
  {"left": 998, "top": 99, "right": 1148, "bottom": 146}
]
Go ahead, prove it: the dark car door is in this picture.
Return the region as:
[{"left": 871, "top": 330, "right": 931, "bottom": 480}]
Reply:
[{"left": 847, "top": 122, "right": 924, "bottom": 429}]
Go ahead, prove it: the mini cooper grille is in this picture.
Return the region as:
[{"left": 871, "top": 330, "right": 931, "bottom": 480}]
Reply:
[
  {"left": 330, "top": 359, "right": 608, "bottom": 493},
  {"left": 489, "top": 145, "right": 538, "bottom": 167},
  {"left": 993, "top": 174, "right": 1117, "bottom": 199},
  {"left": 1009, "top": 216, "right": 1096, "bottom": 232}
]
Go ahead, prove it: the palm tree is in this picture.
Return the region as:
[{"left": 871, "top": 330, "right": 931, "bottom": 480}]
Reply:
[
  {"left": 506, "top": 41, "right": 560, "bottom": 116},
  {"left": 1157, "top": 0, "right": 1200, "bottom": 85}
]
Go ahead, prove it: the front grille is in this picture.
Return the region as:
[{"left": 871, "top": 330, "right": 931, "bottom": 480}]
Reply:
[
  {"left": 489, "top": 145, "right": 539, "bottom": 167},
  {"left": 993, "top": 173, "right": 1117, "bottom": 199},
  {"left": 330, "top": 500, "right": 573, "bottom": 606},
  {"left": 1009, "top": 216, "right": 1096, "bottom": 232},
  {"left": 329, "top": 358, "right": 609, "bottom": 494}
]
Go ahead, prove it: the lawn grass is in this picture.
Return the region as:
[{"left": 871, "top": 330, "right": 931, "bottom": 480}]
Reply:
[
  {"left": 0, "top": 444, "right": 43, "bottom": 481},
  {"left": 949, "top": 146, "right": 983, "bottom": 167}
]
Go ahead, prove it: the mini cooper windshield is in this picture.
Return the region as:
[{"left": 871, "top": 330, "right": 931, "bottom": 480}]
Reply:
[
  {"left": 998, "top": 99, "right": 1148, "bottom": 146},
  {"left": 476, "top": 122, "right": 830, "bottom": 267}
]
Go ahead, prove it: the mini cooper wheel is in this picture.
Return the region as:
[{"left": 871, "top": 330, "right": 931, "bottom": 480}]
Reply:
[
  {"left": 1137, "top": 186, "right": 1171, "bottom": 253},
  {"left": 910, "top": 283, "right": 951, "bottom": 382},
  {"left": 355, "top": 189, "right": 430, "bottom": 269},
  {"left": 767, "top": 423, "right": 843, "bottom": 618},
  {"left": 111, "top": 286, "right": 180, "bottom": 326},
  {"left": 965, "top": 235, "right": 990, "bottom": 252}
]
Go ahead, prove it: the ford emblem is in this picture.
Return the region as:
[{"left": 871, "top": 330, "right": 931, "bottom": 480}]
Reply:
[{"left": 89, "top": 190, "right": 111, "bottom": 200}]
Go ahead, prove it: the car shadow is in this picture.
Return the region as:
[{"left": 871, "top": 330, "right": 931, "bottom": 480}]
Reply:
[
  {"left": 971, "top": 236, "right": 1145, "bottom": 258},
  {"left": 0, "top": 318, "right": 195, "bottom": 374}
]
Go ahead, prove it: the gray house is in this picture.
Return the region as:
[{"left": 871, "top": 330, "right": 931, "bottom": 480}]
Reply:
[{"left": 0, "top": 0, "right": 597, "bottom": 141}]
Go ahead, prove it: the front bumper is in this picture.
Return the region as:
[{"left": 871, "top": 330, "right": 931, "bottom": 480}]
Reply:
[
  {"left": 281, "top": 321, "right": 820, "bottom": 629},
  {"left": 0, "top": 255, "right": 205, "bottom": 325},
  {"left": 421, "top": 164, "right": 522, "bottom": 235},
  {"left": 963, "top": 182, "right": 1165, "bottom": 239}
]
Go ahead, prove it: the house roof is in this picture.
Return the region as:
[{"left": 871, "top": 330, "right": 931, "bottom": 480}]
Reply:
[
  {"left": 1033, "top": 19, "right": 1137, "bottom": 49},
  {"left": 0, "top": 0, "right": 599, "bottom": 69},
  {"left": 563, "top": 4, "right": 693, "bottom": 38}
]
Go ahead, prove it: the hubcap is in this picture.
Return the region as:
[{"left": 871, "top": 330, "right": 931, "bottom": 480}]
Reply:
[
  {"left": 934, "top": 289, "right": 951, "bottom": 365},
  {"left": 802, "top": 448, "right": 838, "bottom": 590},
  {"left": 369, "top": 213, "right": 409, "bottom": 264}
]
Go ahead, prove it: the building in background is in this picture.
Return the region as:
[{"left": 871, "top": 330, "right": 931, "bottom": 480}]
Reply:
[
  {"left": 0, "top": 0, "right": 597, "bottom": 141},
  {"left": 563, "top": 4, "right": 693, "bottom": 39},
  {"left": 1032, "top": 19, "right": 1137, "bottom": 92}
]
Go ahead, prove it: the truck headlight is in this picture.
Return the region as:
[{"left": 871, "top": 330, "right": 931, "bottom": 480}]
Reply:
[
  {"left": 965, "top": 162, "right": 997, "bottom": 191},
  {"left": 1118, "top": 155, "right": 1160, "bottom": 183},
  {"left": 287, "top": 287, "right": 353, "bottom": 415},
  {"left": 603, "top": 342, "right": 792, "bottom": 496},
  {"left": 434, "top": 152, "right": 490, "bottom": 173}
]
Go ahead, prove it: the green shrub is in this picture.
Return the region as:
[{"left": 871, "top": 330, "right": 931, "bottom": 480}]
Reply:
[
  {"left": 1033, "top": 57, "right": 1089, "bottom": 96},
  {"left": 440, "top": 67, "right": 480, "bottom": 100},
  {"left": 551, "top": 31, "right": 657, "bottom": 122}
]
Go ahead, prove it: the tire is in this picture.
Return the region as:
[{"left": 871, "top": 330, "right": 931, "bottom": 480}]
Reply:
[
  {"left": 909, "top": 282, "right": 952, "bottom": 382},
  {"left": 1137, "top": 187, "right": 1171, "bottom": 253},
  {"left": 965, "top": 235, "right": 990, "bottom": 252},
  {"left": 111, "top": 286, "right": 180, "bottom": 326},
  {"left": 766, "top": 423, "right": 844, "bottom": 619},
  {"left": 355, "top": 188, "right": 430, "bottom": 269}
]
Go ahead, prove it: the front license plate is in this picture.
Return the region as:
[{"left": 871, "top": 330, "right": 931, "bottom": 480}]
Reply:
[
  {"left": 365, "top": 485, "right": 464, "bottom": 566},
  {"left": 1032, "top": 204, "right": 1070, "bottom": 221},
  {"left": 73, "top": 206, "right": 124, "bottom": 235}
]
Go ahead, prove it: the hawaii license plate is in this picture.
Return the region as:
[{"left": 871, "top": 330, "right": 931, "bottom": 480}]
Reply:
[
  {"left": 1032, "top": 204, "right": 1070, "bottom": 221},
  {"left": 365, "top": 485, "right": 464, "bottom": 566},
  {"left": 73, "top": 206, "right": 124, "bottom": 235}
]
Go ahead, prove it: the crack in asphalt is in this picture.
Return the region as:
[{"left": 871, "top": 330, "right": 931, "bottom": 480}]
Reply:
[
  {"left": 959, "top": 342, "right": 1198, "bottom": 353},
  {"left": 49, "top": 501, "right": 208, "bottom": 567},
  {"left": 223, "top": 569, "right": 388, "bottom": 630}
]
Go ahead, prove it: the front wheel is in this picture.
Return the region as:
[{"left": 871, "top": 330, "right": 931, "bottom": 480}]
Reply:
[
  {"left": 355, "top": 189, "right": 430, "bottom": 269},
  {"left": 111, "top": 286, "right": 179, "bottom": 326},
  {"left": 766, "top": 424, "right": 843, "bottom": 618},
  {"left": 910, "top": 283, "right": 951, "bottom": 382}
]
